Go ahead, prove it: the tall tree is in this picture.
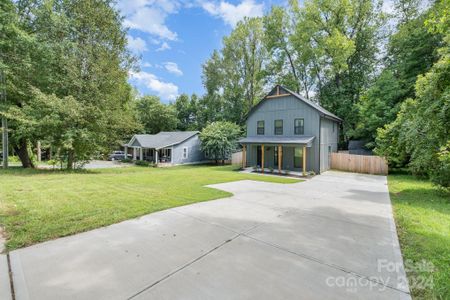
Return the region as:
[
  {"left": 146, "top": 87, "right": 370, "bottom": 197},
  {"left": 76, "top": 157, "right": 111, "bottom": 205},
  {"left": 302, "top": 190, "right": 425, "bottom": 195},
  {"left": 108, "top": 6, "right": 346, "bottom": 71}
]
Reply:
[
  {"left": 355, "top": 10, "right": 441, "bottom": 145},
  {"left": 202, "top": 17, "right": 267, "bottom": 125},
  {"left": 295, "top": 0, "right": 384, "bottom": 139},
  {"left": 375, "top": 0, "right": 450, "bottom": 188},
  {"left": 4, "top": 0, "right": 137, "bottom": 168},
  {"left": 135, "top": 96, "right": 177, "bottom": 134}
]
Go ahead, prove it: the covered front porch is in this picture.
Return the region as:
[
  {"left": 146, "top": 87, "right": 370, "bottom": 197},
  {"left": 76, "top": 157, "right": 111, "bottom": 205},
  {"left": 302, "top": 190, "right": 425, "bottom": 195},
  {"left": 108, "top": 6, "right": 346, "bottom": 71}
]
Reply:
[
  {"left": 239, "top": 136, "right": 315, "bottom": 176},
  {"left": 124, "top": 145, "right": 173, "bottom": 164}
]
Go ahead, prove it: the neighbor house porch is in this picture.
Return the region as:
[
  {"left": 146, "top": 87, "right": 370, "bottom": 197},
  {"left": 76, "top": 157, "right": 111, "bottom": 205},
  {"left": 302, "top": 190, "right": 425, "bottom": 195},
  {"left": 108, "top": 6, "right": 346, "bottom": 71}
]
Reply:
[
  {"left": 123, "top": 145, "right": 173, "bottom": 164},
  {"left": 239, "top": 136, "right": 315, "bottom": 176}
]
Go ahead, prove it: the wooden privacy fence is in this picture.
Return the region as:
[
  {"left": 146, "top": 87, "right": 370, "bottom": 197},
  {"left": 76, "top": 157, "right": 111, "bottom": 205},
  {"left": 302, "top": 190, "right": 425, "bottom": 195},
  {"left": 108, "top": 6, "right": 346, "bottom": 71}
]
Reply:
[
  {"left": 330, "top": 153, "right": 388, "bottom": 175},
  {"left": 231, "top": 151, "right": 243, "bottom": 165}
]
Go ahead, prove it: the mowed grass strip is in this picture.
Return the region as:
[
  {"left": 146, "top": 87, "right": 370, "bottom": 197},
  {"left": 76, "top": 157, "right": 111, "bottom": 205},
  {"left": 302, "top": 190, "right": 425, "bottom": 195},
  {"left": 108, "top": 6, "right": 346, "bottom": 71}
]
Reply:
[
  {"left": 388, "top": 174, "right": 450, "bottom": 299},
  {"left": 0, "top": 165, "right": 299, "bottom": 251}
]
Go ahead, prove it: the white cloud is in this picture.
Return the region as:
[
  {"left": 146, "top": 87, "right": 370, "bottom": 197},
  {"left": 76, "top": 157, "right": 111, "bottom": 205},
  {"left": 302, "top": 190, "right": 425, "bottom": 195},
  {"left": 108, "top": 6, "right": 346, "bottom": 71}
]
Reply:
[
  {"left": 130, "top": 71, "right": 179, "bottom": 101},
  {"left": 127, "top": 35, "right": 148, "bottom": 54},
  {"left": 118, "top": 0, "right": 180, "bottom": 41},
  {"left": 124, "top": 7, "right": 178, "bottom": 40},
  {"left": 201, "top": 0, "right": 264, "bottom": 27},
  {"left": 163, "top": 62, "right": 183, "bottom": 76},
  {"left": 156, "top": 41, "right": 171, "bottom": 51},
  {"left": 142, "top": 62, "right": 152, "bottom": 67}
]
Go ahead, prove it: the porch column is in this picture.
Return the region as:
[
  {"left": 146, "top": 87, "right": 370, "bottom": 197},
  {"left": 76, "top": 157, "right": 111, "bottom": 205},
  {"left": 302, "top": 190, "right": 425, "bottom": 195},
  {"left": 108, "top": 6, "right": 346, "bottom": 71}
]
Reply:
[
  {"left": 303, "top": 146, "right": 307, "bottom": 176},
  {"left": 133, "top": 147, "right": 136, "bottom": 160},
  {"left": 139, "top": 147, "right": 143, "bottom": 161},
  {"left": 278, "top": 145, "right": 282, "bottom": 173},
  {"left": 155, "top": 150, "right": 159, "bottom": 165},
  {"left": 242, "top": 145, "right": 246, "bottom": 168},
  {"left": 124, "top": 146, "right": 128, "bottom": 159},
  {"left": 261, "top": 144, "right": 265, "bottom": 173}
]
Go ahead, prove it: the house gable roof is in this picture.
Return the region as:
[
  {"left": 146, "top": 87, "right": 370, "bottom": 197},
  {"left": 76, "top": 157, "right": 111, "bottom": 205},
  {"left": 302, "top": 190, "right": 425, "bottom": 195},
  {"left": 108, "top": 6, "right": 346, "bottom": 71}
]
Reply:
[
  {"left": 127, "top": 131, "right": 199, "bottom": 149},
  {"left": 247, "top": 85, "right": 342, "bottom": 122}
]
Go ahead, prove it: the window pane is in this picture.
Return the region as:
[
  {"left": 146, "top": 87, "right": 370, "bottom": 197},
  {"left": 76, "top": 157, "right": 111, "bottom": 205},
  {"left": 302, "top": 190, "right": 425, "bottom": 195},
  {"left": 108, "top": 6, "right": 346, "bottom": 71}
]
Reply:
[
  {"left": 294, "top": 119, "right": 304, "bottom": 135},
  {"left": 257, "top": 120, "right": 264, "bottom": 135},
  {"left": 274, "top": 120, "right": 283, "bottom": 135},
  {"left": 294, "top": 147, "right": 303, "bottom": 168}
]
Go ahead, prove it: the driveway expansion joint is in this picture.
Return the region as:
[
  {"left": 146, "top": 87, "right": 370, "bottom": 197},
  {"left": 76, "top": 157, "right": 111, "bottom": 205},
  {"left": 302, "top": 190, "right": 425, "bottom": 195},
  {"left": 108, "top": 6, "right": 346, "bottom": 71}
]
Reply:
[{"left": 127, "top": 233, "right": 241, "bottom": 299}]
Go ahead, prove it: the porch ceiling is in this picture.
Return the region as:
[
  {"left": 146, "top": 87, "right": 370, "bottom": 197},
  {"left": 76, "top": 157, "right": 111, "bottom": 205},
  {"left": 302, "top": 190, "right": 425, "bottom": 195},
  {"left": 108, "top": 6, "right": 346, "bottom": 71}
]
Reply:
[{"left": 239, "top": 136, "right": 315, "bottom": 147}]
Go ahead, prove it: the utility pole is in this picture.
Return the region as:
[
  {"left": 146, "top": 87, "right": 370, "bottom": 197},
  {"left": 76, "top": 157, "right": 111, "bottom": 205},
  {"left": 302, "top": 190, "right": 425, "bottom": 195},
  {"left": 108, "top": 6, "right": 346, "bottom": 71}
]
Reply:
[{"left": 1, "top": 69, "right": 8, "bottom": 169}]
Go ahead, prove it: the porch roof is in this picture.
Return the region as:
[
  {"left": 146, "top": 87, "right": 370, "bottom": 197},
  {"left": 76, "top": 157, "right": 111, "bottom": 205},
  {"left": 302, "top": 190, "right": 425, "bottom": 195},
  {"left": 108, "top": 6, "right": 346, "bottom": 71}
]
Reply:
[{"left": 239, "top": 136, "right": 315, "bottom": 147}]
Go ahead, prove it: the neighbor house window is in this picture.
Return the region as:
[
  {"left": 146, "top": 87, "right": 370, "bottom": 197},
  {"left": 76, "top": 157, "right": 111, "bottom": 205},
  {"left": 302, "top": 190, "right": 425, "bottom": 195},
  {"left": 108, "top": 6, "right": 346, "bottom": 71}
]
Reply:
[
  {"left": 294, "top": 147, "right": 303, "bottom": 168},
  {"left": 257, "top": 120, "right": 265, "bottom": 135},
  {"left": 294, "top": 118, "right": 304, "bottom": 135},
  {"left": 274, "top": 120, "right": 283, "bottom": 135},
  {"left": 183, "top": 147, "right": 188, "bottom": 159}
]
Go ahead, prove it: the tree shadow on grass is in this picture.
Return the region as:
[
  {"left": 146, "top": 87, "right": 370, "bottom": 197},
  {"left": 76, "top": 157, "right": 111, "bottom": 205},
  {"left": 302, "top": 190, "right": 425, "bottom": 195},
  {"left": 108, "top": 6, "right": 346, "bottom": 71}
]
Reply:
[{"left": 0, "top": 166, "right": 99, "bottom": 177}]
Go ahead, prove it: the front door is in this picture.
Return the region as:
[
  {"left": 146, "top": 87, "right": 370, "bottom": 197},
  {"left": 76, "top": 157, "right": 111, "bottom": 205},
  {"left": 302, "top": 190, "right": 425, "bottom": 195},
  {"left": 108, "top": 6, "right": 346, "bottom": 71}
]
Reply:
[{"left": 256, "top": 146, "right": 262, "bottom": 167}]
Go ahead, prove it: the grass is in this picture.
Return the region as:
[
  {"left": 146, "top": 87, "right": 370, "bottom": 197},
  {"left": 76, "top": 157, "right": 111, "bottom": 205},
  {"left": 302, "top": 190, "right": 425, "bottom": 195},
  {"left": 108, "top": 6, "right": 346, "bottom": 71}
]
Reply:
[
  {"left": 388, "top": 173, "right": 449, "bottom": 299},
  {"left": 0, "top": 164, "right": 299, "bottom": 251}
]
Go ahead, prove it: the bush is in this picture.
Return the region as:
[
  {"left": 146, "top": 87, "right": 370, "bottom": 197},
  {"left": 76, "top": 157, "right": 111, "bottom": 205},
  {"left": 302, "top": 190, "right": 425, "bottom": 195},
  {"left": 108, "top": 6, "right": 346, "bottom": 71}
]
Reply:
[
  {"left": 134, "top": 160, "right": 150, "bottom": 167},
  {"left": 121, "top": 158, "right": 132, "bottom": 163},
  {"left": 430, "top": 142, "right": 450, "bottom": 190}
]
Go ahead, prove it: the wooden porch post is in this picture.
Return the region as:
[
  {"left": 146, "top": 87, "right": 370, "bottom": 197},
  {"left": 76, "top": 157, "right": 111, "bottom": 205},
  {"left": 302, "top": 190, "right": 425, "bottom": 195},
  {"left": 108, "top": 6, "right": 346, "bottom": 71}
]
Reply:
[
  {"left": 261, "top": 144, "right": 265, "bottom": 173},
  {"left": 303, "top": 146, "right": 307, "bottom": 176},
  {"left": 132, "top": 147, "right": 136, "bottom": 160},
  {"left": 242, "top": 145, "right": 246, "bottom": 168},
  {"left": 124, "top": 146, "right": 128, "bottom": 159},
  {"left": 139, "top": 147, "right": 143, "bottom": 161},
  {"left": 278, "top": 145, "right": 282, "bottom": 173},
  {"left": 155, "top": 149, "right": 159, "bottom": 165}
]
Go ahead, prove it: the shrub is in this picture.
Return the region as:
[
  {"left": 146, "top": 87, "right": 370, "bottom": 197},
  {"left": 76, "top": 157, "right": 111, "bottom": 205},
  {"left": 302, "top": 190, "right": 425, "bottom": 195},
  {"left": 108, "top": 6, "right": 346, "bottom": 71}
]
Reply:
[
  {"left": 134, "top": 160, "right": 150, "bottom": 167},
  {"left": 121, "top": 158, "right": 132, "bottom": 163}
]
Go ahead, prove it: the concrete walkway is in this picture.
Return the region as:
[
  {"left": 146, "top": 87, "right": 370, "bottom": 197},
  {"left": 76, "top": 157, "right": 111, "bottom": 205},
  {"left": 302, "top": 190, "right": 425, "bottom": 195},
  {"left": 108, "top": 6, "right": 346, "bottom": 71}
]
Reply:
[{"left": 6, "top": 171, "right": 410, "bottom": 299}]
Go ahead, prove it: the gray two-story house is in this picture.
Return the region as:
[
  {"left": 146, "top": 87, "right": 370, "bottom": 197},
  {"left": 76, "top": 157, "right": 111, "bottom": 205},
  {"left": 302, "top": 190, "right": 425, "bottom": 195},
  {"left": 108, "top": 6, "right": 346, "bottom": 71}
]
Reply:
[{"left": 239, "top": 85, "right": 342, "bottom": 175}]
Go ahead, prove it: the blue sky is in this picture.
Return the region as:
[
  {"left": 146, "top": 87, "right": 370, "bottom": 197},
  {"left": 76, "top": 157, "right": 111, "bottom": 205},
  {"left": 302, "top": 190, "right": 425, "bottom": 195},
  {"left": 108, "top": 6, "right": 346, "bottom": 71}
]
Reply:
[{"left": 117, "top": 0, "right": 285, "bottom": 102}]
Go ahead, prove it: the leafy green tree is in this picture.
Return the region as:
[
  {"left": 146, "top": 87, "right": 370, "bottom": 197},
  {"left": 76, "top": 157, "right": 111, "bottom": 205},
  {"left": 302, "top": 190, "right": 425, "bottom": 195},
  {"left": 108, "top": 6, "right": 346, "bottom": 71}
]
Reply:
[
  {"left": 296, "top": 0, "right": 384, "bottom": 139},
  {"left": 174, "top": 93, "right": 199, "bottom": 131},
  {"left": 355, "top": 12, "right": 440, "bottom": 145},
  {"left": 376, "top": 0, "right": 450, "bottom": 189},
  {"left": 202, "top": 18, "right": 267, "bottom": 125},
  {"left": 264, "top": 4, "right": 312, "bottom": 97},
  {"left": 200, "top": 121, "right": 241, "bottom": 165},
  {"left": 2, "top": 0, "right": 138, "bottom": 169},
  {"left": 135, "top": 96, "right": 177, "bottom": 134}
]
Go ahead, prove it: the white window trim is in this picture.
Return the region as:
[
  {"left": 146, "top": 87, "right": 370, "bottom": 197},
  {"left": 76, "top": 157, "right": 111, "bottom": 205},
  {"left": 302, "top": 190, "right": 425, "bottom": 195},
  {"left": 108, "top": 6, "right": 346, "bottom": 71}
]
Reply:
[{"left": 183, "top": 147, "right": 188, "bottom": 159}]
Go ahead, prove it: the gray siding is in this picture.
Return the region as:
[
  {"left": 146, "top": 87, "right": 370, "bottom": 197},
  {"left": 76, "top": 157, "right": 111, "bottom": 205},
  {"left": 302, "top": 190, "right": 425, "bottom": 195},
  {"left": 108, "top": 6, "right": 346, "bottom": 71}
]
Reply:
[
  {"left": 319, "top": 117, "right": 339, "bottom": 172},
  {"left": 172, "top": 134, "right": 204, "bottom": 164},
  {"left": 246, "top": 95, "right": 320, "bottom": 173}
]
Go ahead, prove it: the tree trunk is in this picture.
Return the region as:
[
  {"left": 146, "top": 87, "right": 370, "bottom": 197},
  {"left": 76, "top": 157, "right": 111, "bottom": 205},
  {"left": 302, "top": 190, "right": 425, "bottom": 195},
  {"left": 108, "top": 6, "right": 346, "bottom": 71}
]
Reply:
[
  {"left": 67, "top": 150, "right": 75, "bottom": 170},
  {"left": 14, "top": 138, "right": 35, "bottom": 168}
]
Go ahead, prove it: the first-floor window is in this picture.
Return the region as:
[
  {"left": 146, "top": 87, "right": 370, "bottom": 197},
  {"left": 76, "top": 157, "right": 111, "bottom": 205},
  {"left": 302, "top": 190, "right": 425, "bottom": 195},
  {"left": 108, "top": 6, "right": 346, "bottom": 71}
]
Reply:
[
  {"left": 183, "top": 147, "right": 188, "bottom": 159},
  {"left": 294, "top": 147, "right": 303, "bottom": 168}
]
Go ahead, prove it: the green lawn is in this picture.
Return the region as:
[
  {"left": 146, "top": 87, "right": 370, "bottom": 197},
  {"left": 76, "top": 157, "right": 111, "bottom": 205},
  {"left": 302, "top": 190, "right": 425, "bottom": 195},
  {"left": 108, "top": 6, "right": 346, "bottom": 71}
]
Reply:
[
  {"left": 388, "top": 174, "right": 449, "bottom": 299},
  {"left": 0, "top": 165, "right": 299, "bottom": 251}
]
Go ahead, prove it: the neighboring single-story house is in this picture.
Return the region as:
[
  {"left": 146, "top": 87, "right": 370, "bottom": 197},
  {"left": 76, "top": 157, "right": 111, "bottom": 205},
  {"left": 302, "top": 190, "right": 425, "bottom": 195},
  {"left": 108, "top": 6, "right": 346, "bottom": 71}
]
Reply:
[
  {"left": 239, "top": 85, "right": 342, "bottom": 175},
  {"left": 124, "top": 131, "right": 204, "bottom": 165}
]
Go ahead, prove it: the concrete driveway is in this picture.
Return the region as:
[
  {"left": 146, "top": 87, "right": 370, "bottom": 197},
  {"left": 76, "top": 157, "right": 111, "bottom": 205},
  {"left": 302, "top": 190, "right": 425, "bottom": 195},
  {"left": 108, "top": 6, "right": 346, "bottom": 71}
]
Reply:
[{"left": 6, "top": 171, "right": 410, "bottom": 299}]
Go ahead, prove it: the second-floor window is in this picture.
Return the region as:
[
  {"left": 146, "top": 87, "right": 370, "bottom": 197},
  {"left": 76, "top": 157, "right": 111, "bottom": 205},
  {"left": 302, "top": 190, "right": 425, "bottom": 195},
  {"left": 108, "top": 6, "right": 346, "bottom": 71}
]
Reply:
[
  {"left": 294, "top": 118, "right": 304, "bottom": 135},
  {"left": 274, "top": 119, "right": 283, "bottom": 135},
  {"left": 257, "top": 120, "right": 264, "bottom": 135}
]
